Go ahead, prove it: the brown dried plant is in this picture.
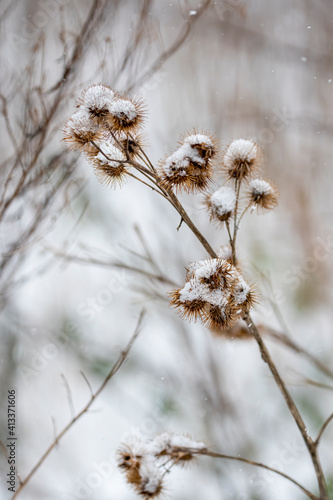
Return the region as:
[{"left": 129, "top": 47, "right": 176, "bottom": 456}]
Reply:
[{"left": 61, "top": 84, "right": 330, "bottom": 500}]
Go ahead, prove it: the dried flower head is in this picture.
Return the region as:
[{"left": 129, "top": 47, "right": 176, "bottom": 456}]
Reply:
[
  {"left": 148, "top": 432, "right": 206, "bottom": 467},
  {"left": 77, "top": 83, "right": 115, "bottom": 125},
  {"left": 117, "top": 430, "right": 206, "bottom": 499},
  {"left": 170, "top": 259, "right": 254, "bottom": 331},
  {"left": 63, "top": 109, "right": 102, "bottom": 149},
  {"left": 181, "top": 132, "right": 218, "bottom": 161},
  {"left": 247, "top": 178, "right": 279, "bottom": 211},
  {"left": 223, "top": 138, "right": 262, "bottom": 181},
  {"left": 160, "top": 134, "right": 215, "bottom": 192},
  {"left": 117, "top": 131, "right": 146, "bottom": 157},
  {"left": 205, "top": 186, "right": 236, "bottom": 223},
  {"left": 92, "top": 141, "right": 128, "bottom": 187},
  {"left": 108, "top": 97, "right": 145, "bottom": 133}
]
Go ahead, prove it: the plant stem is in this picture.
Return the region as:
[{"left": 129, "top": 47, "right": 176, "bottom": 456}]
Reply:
[
  {"left": 180, "top": 448, "right": 319, "bottom": 500},
  {"left": 243, "top": 313, "right": 328, "bottom": 500}
]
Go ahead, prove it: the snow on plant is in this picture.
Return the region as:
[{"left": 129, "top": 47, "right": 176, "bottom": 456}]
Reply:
[
  {"left": 117, "top": 430, "right": 207, "bottom": 498},
  {"left": 62, "top": 84, "right": 330, "bottom": 500}
]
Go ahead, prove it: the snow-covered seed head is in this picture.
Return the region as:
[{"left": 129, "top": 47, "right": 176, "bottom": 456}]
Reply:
[
  {"left": 205, "top": 186, "right": 236, "bottom": 223},
  {"left": 247, "top": 178, "right": 279, "bottom": 211},
  {"left": 160, "top": 134, "right": 215, "bottom": 192},
  {"left": 117, "top": 131, "right": 146, "bottom": 157},
  {"left": 203, "top": 299, "right": 240, "bottom": 330},
  {"left": 181, "top": 132, "right": 218, "bottom": 161},
  {"left": 232, "top": 274, "right": 257, "bottom": 314},
  {"left": 117, "top": 430, "right": 206, "bottom": 499},
  {"left": 63, "top": 109, "right": 102, "bottom": 149},
  {"left": 223, "top": 139, "right": 262, "bottom": 181},
  {"left": 92, "top": 141, "right": 128, "bottom": 187},
  {"left": 77, "top": 83, "right": 115, "bottom": 125},
  {"left": 170, "top": 259, "right": 254, "bottom": 331},
  {"left": 108, "top": 96, "right": 145, "bottom": 133},
  {"left": 135, "top": 461, "right": 164, "bottom": 498},
  {"left": 150, "top": 432, "right": 207, "bottom": 467}
]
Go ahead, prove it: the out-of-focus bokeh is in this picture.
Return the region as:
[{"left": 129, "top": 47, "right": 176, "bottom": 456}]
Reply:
[{"left": 1, "top": 1, "right": 333, "bottom": 499}]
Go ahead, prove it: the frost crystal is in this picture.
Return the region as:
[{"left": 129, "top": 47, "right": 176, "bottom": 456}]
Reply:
[{"left": 210, "top": 186, "right": 236, "bottom": 218}]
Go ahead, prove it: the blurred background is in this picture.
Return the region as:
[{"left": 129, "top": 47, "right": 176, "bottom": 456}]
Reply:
[{"left": 0, "top": 0, "right": 333, "bottom": 499}]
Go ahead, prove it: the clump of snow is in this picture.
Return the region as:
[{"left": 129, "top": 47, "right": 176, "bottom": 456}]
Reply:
[
  {"left": 139, "top": 459, "right": 163, "bottom": 494},
  {"left": 210, "top": 186, "right": 236, "bottom": 217},
  {"left": 233, "top": 276, "right": 251, "bottom": 305},
  {"left": 67, "top": 109, "right": 96, "bottom": 133},
  {"left": 79, "top": 84, "right": 114, "bottom": 112},
  {"left": 96, "top": 141, "right": 126, "bottom": 167},
  {"left": 224, "top": 139, "right": 258, "bottom": 165},
  {"left": 110, "top": 99, "right": 137, "bottom": 120},
  {"left": 184, "top": 134, "right": 213, "bottom": 148},
  {"left": 249, "top": 178, "right": 273, "bottom": 196},
  {"left": 163, "top": 143, "right": 206, "bottom": 177}
]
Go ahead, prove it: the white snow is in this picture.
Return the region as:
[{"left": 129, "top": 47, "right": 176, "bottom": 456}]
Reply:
[
  {"left": 249, "top": 178, "right": 273, "bottom": 196},
  {"left": 184, "top": 134, "right": 213, "bottom": 148},
  {"left": 80, "top": 84, "right": 114, "bottom": 112},
  {"left": 110, "top": 99, "right": 137, "bottom": 120},
  {"left": 96, "top": 141, "right": 126, "bottom": 166},
  {"left": 224, "top": 138, "right": 258, "bottom": 166},
  {"left": 66, "top": 109, "right": 96, "bottom": 133},
  {"left": 210, "top": 186, "right": 236, "bottom": 217},
  {"left": 163, "top": 143, "right": 206, "bottom": 177},
  {"left": 139, "top": 459, "right": 163, "bottom": 494},
  {"left": 233, "top": 275, "right": 251, "bottom": 305}
]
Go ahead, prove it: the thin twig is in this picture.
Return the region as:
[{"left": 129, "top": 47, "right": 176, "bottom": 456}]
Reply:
[
  {"left": 11, "top": 311, "right": 145, "bottom": 499},
  {"left": 243, "top": 313, "right": 328, "bottom": 500},
  {"left": 179, "top": 448, "right": 319, "bottom": 500},
  {"left": 315, "top": 412, "right": 333, "bottom": 446}
]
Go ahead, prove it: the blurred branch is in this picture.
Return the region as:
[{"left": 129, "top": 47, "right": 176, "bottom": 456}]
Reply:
[
  {"left": 45, "top": 245, "right": 179, "bottom": 287},
  {"left": 315, "top": 412, "right": 333, "bottom": 446},
  {"left": 126, "top": 0, "right": 212, "bottom": 92},
  {"left": 11, "top": 310, "right": 145, "bottom": 500},
  {"left": 176, "top": 447, "right": 319, "bottom": 500}
]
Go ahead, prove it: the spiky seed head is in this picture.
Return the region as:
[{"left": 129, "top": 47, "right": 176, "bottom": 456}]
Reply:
[
  {"left": 107, "top": 96, "right": 145, "bottom": 133},
  {"left": 63, "top": 109, "right": 103, "bottom": 149},
  {"left": 223, "top": 138, "right": 262, "bottom": 181},
  {"left": 203, "top": 299, "right": 239, "bottom": 331},
  {"left": 205, "top": 186, "right": 236, "bottom": 223},
  {"left": 181, "top": 132, "right": 218, "bottom": 161},
  {"left": 92, "top": 141, "right": 128, "bottom": 187},
  {"left": 160, "top": 132, "right": 216, "bottom": 193},
  {"left": 170, "top": 259, "right": 256, "bottom": 332},
  {"left": 247, "top": 178, "right": 279, "bottom": 211},
  {"left": 169, "top": 287, "right": 206, "bottom": 322},
  {"left": 77, "top": 83, "right": 115, "bottom": 125},
  {"left": 117, "top": 131, "right": 146, "bottom": 157},
  {"left": 135, "top": 461, "right": 164, "bottom": 498}
]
